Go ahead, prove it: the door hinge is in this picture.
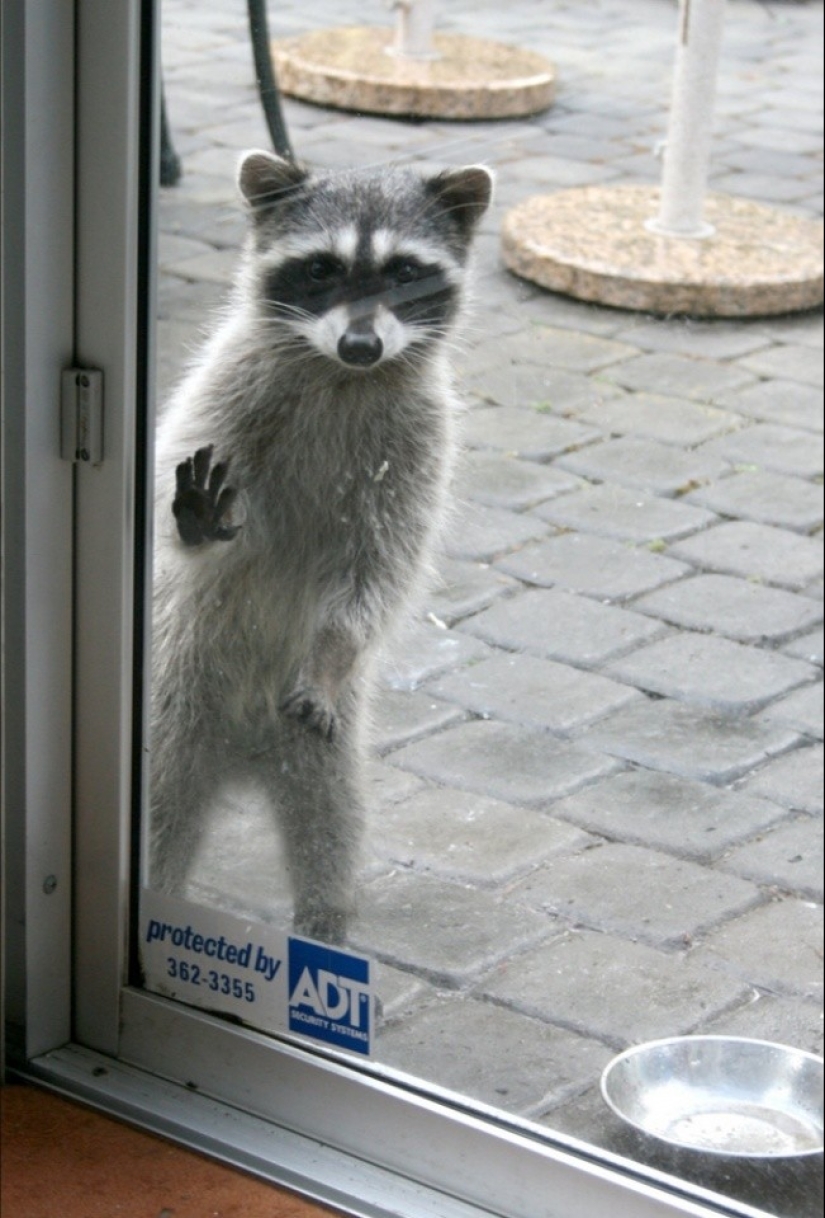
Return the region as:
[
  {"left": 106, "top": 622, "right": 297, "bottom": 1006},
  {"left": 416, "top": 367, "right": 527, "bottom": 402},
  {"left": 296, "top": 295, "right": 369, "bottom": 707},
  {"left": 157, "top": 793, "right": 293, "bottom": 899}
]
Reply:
[{"left": 61, "top": 368, "right": 103, "bottom": 465}]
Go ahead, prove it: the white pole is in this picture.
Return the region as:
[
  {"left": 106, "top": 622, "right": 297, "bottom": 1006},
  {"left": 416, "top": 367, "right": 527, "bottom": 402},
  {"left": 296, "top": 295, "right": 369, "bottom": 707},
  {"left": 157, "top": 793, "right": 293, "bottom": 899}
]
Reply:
[
  {"left": 390, "top": 0, "right": 438, "bottom": 60},
  {"left": 646, "top": 0, "right": 727, "bottom": 238}
]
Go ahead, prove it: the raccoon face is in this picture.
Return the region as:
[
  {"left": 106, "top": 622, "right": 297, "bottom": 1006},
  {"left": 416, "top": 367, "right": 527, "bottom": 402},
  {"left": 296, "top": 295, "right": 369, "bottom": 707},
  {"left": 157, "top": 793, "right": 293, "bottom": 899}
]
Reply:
[{"left": 238, "top": 152, "right": 492, "bottom": 370}]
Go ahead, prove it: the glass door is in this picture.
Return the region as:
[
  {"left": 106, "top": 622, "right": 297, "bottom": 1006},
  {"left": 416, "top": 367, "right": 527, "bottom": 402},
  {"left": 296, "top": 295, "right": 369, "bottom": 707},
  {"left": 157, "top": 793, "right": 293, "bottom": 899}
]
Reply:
[{"left": 6, "top": 1, "right": 821, "bottom": 1216}]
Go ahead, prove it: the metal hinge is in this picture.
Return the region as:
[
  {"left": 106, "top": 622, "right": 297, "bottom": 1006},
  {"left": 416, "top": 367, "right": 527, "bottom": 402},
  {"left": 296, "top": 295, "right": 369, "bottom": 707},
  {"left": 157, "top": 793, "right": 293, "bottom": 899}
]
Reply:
[{"left": 61, "top": 368, "right": 103, "bottom": 465}]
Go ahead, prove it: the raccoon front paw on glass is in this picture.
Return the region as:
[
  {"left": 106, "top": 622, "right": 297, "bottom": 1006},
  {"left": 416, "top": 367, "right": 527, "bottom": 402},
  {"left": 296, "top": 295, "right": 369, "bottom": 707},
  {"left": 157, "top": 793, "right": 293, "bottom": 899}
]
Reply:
[{"left": 172, "top": 444, "right": 241, "bottom": 546}]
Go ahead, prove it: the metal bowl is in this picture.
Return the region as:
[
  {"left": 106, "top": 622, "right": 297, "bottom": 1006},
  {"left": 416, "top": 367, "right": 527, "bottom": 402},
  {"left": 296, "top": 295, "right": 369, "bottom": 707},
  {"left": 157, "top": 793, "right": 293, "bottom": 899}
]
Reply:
[{"left": 601, "top": 1037, "right": 824, "bottom": 1160}]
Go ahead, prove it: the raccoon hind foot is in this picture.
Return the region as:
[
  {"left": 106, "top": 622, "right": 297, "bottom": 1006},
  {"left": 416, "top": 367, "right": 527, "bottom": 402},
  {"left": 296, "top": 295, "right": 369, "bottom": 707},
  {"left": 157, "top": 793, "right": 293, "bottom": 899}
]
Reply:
[
  {"left": 280, "top": 685, "right": 337, "bottom": 742},
  {"left": 173, "top": 445, "right": 241, "bottom": 546}
]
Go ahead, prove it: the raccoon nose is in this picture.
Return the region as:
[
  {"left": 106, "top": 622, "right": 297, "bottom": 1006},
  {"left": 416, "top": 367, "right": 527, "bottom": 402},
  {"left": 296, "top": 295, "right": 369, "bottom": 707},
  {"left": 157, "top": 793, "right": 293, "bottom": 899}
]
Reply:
[{"left": 338, "top": 325, "right": 383, "bottom": 368}]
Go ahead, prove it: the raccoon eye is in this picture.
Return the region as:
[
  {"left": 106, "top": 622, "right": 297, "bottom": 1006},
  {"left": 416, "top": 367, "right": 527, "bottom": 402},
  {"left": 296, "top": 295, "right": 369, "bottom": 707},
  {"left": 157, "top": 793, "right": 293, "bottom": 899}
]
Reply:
[
  {"left": 307, "top": 255, "right": 345, "bottom": 282},
  {"left": 385, "top": 257, "right": 421, "bottom": 286}
]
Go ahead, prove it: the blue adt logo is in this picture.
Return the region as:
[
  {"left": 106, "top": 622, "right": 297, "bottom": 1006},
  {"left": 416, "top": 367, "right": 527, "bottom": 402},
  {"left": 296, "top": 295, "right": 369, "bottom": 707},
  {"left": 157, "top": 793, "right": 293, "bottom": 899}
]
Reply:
[{"left": 288, "top": 938, "right": 371, "bottom": 1055}]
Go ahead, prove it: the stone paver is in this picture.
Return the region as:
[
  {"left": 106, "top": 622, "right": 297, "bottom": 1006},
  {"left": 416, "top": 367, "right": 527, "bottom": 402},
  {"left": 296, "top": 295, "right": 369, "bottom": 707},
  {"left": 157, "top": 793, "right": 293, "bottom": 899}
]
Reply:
[
  {"left": 738, "top": 344, "right": 824, "bottom": 388},
  {"left": 716, "top": 379, "right": 824, "bottom": 433},
  {"left": 549, "top": 770, "right": 787, "bottom": 864},
  {"left": 698, "top": 898, "right": 824, "bottom": 1003},
  {"left": 454, "top": 450, "right": 580, "bottom": 511},
  {"left": 351, "top": 872, "right": 552, "bottom": 987},
  {"left": 495, "top": 531, "right": 689, "bottom": 601},
  {"left": 705, "top": 993, "right": 824, "bottom": 1060},
  {"left": 574, "top": 393, "right": 744, "bottom": 447},
  {"left": 463, "top": 403, "right": 599, "bottom": 460},
  {"left": 467, "top": 362, "right": 613, "bottom": 415},
  {"left": 426, "top": 557, "right": 518, "bottom": 627},
  {"left": 164, "top": 246, "right": 238, "bottom": 285},
  {"left": 157, "top": 231, "right": 215, "bottom": 267},
  {"left": 697, "top": 422, "right": 825, "bottom": 480},
  {"left": 482, "top": 930, "right": 750, "bottom": 1049},
  {"left": 467, "top": 324, "right": 636, "bottom": 375},
  {"left": 377, "top": 997, "right": 613, "bottom": 1116},
  {"left": 387, "top": 719, "right": 620, "bottom": 809},
  {"left": 757, "top": 681, "right": 824, "bottom": 742},
  {"left": 369, "top": 786, "right": 592, "bottom": 886},
  {"left": 458, "top": 587, "right": 666, "bottom": 667},
  {"left": 737, "top": 743, "right": 824, "bottom": 815},
  {"left": 602, "top": 352, "right": 756, "bottom": 402},
  {"left": 611, "top": 316, "right": 770, "bottom": 358},
  {"left": 158, "top": 2, "right": 824, "bottom": 1209},
  {"left": 444, "top": 501, "right": 549, "bottom": 563},
  {"left": 669, "top": 521, "right": 824, "bottom": 591},
  {"left": 633, "top": 573, "right": 824, "bottom": 644},
  {"left": 532, "top": 482, "right": 718, "bottom": 543},
  {"left": 783, "top": 627, "right": 825, "bottom": 668},
  {"left": 520, "top": 292, "right": 627, "bottom": 339},
  {"left": 718, "top": 816, "right": 824, "bottom": 904},
  {"left": 381, "top": 621, "right": 492, "bottom": 692},
  {"left": 509, "top": 842, "right": 762, "bottom": 949},
  {"left": 713, "top": 170, "right": 815, "bottom": 205},
  {"left": 583, "top": 699, "right": 800, "bottom": 783},
  {"left": 606, "top": 632, "right": 817, "bottom": 713},
  {"left": 755, "top": 312, "right": 823, "bottom": 356},
  {"left": 425, "top": 651, "right": 641, "bottom": 734},
  {"left": 611, "top": 318, "right": 772, "bottom": 361},
  {"left": 374, "top": 962, "right": 431, "bottom": 1023},
  {"left": 367, "top": 759, "right": 426, "bottom": 809},
  {"left": 370, "top": 687, "right": 467, "bottom": 755},
  {"left": 555, "top": 435, "right": 727, "bottom": 497},
  {"left": 686, "top": 469, "right": 823, "bottom": 533}
]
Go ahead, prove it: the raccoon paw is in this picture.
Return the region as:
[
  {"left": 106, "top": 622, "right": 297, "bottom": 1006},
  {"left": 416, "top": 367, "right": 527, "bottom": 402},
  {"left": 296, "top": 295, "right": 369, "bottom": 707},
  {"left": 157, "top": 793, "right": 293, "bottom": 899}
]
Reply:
[
  {"left": 280, "top": 686, "right": 337, "bottom": 742},
  {"left": 173, "top": 445, "right": 240, "bottom": 546}
]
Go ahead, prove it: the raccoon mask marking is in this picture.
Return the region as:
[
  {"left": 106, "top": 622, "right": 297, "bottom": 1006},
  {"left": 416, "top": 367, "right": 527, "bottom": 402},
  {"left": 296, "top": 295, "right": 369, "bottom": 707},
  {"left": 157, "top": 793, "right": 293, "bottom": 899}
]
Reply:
[{"left": 237, "top": 152, "right": 492, "bottom": 369}]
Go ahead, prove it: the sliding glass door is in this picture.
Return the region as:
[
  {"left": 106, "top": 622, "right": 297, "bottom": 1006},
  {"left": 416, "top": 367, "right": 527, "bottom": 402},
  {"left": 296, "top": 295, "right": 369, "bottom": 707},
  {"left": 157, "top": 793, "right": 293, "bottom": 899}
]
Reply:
[{"left": 4, "top": 2, "right": 820, "bottom": 1216}]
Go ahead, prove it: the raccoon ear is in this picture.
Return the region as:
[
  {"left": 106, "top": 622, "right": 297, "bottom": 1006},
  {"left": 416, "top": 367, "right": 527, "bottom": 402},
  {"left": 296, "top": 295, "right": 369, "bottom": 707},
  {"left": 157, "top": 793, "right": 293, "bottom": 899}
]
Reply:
[
  {"left": 426, "top": 165, "right": 493, "bottom": 237},
  {"left": 238, "top": 150, "right": 309, "bottom": 213}
]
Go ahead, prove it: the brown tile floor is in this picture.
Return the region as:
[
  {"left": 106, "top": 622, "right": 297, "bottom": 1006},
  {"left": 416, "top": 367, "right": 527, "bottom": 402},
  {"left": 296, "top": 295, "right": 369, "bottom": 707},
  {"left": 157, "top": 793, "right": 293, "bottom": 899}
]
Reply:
[{"left": 1, "top": 1085, "right": 343, "bottom": 1218}]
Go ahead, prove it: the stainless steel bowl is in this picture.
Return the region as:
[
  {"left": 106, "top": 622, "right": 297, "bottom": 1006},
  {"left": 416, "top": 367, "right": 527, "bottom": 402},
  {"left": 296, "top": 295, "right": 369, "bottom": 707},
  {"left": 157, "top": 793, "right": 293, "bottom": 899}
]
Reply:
[{"left": 601, "top": 1037, "right": 824, "bottom": 1159}]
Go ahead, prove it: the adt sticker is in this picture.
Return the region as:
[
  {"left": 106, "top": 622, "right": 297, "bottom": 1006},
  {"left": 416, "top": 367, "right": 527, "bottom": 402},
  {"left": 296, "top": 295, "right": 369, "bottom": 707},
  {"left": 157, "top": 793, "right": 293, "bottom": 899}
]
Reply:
[
  {"left": 288, "top": 938, "right": 372, "bottom": 1056},
  {"left": 139, "top": 891, "right": 374, "bottom": 1058}
]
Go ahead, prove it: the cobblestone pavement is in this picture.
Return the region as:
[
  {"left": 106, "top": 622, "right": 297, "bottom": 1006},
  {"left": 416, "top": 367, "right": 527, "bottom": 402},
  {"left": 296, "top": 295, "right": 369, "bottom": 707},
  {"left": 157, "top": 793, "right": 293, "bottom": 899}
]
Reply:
[{"left": 158, "top": 1, "right": 823, "bottom": 1212}]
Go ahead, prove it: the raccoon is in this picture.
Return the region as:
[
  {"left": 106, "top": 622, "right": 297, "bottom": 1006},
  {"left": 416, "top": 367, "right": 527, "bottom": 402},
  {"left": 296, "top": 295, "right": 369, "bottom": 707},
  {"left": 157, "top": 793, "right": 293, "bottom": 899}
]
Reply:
[{"left": 149, "top": 150, "right": 492, "bottom": 944}]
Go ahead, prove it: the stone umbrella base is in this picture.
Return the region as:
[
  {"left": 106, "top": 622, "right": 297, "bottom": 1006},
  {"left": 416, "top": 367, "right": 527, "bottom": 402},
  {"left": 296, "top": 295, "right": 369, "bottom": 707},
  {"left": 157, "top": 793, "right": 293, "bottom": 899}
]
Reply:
[
  {"left": 502, "top": 185, "right": 825, "bottom": 318},
  {"left": 270, "top": 27, "right": 555, "bottom": 121}
]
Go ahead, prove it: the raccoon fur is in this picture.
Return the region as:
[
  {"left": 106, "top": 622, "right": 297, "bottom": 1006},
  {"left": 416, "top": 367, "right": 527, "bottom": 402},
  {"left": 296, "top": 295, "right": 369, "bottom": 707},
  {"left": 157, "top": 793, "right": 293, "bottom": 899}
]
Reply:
[{"left": 149, "top": 150, "right": 492, "bottom": 944}]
